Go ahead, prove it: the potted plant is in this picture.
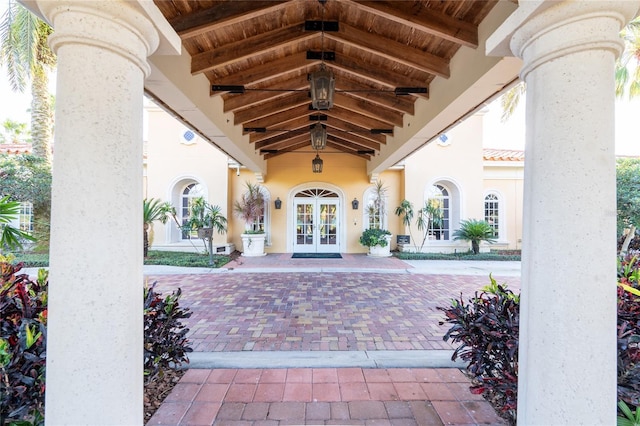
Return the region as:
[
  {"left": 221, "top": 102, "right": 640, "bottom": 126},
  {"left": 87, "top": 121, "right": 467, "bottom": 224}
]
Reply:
[
  {"left": 360, "top": 181, "right": 393, "bottom": 256},
  {"left": 452, "top": 219, "right": 496, "bottom": 254},
  {"left": 233, "top": 182, "right": 266, "bottom": 256},
  {"left": 359, "top": 228, "right": 392, "bottom": 257},
  {"left": 182, "top": 197, "right": 227, "bottom": 264}
]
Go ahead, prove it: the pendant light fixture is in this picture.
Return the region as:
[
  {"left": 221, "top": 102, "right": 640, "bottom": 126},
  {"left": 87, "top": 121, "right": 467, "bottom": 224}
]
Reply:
[
  {"left": 312, "top": 153, "right": 323, "bottom": 173},
  {"left": 309, "top": 0, "right": 335, "bottom": 110},
  {"left": 310, "top": 123, "right": 327, "bottom": 150}
]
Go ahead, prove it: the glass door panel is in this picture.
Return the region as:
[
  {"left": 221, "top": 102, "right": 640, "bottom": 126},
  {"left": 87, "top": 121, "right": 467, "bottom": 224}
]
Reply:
[{"left": 293, "top": 198, "right": 339, "bottom": 253}]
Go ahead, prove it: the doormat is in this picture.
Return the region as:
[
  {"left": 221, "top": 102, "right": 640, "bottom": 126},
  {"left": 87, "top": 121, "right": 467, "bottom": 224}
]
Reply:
[{"left": 292, "top": 253, "right": 342, "bottom": 259}]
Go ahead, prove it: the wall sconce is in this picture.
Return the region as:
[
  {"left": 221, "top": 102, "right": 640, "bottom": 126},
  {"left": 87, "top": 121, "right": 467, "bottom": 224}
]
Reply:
[
  {"left": 352, "top": 198, "right": 359, "bottom": 210},
  {"left": 274, "top": 197, "right": 282, "bottom": 209}
]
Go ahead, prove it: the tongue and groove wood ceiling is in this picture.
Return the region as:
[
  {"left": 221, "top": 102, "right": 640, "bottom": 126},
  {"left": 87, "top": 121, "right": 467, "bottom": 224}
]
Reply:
[{"left": 153, "top": 0, "right": 498, "bottom": 160}]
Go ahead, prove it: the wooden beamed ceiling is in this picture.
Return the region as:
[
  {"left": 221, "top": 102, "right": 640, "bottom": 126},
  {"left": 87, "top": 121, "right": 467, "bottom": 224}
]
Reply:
[{"left": 154, "top": 0, "right": 498, "bottom": 159}]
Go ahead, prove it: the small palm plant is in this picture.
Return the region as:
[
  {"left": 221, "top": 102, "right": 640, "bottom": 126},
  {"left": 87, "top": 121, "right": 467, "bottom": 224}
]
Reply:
[
  {"left": 618, "top": 401, "right": 640, "bottom": 426},
  {"left": 452, "top": 219, "right": 496, "bottom": 254},
  {"left": 0, "top": 195, "right": 35, "bottom": 251},
  {"left": 143, "top": 198, "right": 175, "bottom": 258}
]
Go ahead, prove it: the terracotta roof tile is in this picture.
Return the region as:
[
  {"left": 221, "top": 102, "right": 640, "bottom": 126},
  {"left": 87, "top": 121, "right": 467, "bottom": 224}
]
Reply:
[
  {"left": 0, "top": 143, "right": 32, "bottom": 155},
  {"left": 483, "top": 148, "right": 524, "bottom": 161}
]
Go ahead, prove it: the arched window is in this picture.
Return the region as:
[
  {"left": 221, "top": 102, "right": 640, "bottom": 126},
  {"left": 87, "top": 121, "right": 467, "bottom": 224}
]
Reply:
[
  {"left": 363, "top": 186, "right": 387, "bottom": 230},
  {"left": 426, "top": 184, "right": 450, "bottom": 240},
  {"left": 484, "top": 193, "right": 500, "bottom": 238},
  {"left": 181, "top": 183, "right": 205, "bottom": 239}
]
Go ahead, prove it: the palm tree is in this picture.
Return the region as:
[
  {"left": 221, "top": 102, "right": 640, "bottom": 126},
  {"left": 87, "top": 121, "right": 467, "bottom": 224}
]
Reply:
[
  {"left": 143, "top": 198, "right": 175, "bottom": 258},
  {"left": 452, "top": 219, "right": 497, "bottom": 254},
  {"left": 0, "top": 0, "right": 56, "bottom": 164},
  {"left": 499, "top": 82, "right": 526, "bottom": 123},
  {"left": 616, "top": 16, "right": 640, "bottom": 99},
  {"left": 0, "top": 118, "right": 29, "bottom": 144}
]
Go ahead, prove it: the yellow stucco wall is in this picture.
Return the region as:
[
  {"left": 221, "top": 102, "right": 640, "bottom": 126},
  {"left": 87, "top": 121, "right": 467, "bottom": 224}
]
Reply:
[
  {"left": 145, "top": 102, "right": 523, "bottom": 254},
  {"left": 145, "top": 104, "right": 230, "bottom": 250},
  {"left": 228, "top": 153, "right": 403, "bottom": 254}
]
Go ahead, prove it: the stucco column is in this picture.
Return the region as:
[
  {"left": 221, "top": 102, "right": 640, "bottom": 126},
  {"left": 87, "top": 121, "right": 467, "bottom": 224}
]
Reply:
[
  {"left": 37, "top": 1, "right": 159, "bottom": 424},
  {"left": 488, "top": 2, "right": 639, "bottom": 424}
]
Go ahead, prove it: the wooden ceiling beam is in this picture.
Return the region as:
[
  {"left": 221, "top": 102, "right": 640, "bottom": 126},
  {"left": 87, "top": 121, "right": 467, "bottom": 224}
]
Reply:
[
  {"left": 333, "top": 92, "right": 402, "bottom": 127},
  {"left": 344, "top": 0, "right": 478, "bottom": 48},
  {"left": 335, "top": 79, "right": 415, "bottom": 115},
  {"left": 242, "top": 104, "right": 310, "bottom": 129},
  {"left": 223, "top": 75, "right": 309, "bottom": 112},
  {"left": 325, "top": 23, "right": 450, "bottom": 79},
  {"left": 330, "top": 56, "right": 430, "bottom": 94},
  {"left": 264, "top": 140, "right": 311, "bottom": 159},
  {"left": 192, "top": 23, "right": 315, "bottom": 75},
  {"left": 325, "top": 105, "right": 395, "bottom": 132},
  {"left": 325, "top": 140, "right": 372, "bottom": 159},
  {"left": 324, "top": 118, "right": 386, "bottom": 145},
  {"left": 212, "top": 53, "right": 318, "bottom": 88},
  {"left": 253, "top": 124, "right": 311, "bottom": 148},
  {"left": 327, "top": 133, "right": 380, "bottom": 151},
  {"left": 250, "top": 116, "right": 312, "bottom": 144},
  {"left": 172, "top": 1, "right": 294, "bottom": 40},
  {"left": 259, "top": 133, "right": 309, "bottom": 152},
  {"left": 234, "top": 91, "right": 310, "bottom": 125}
]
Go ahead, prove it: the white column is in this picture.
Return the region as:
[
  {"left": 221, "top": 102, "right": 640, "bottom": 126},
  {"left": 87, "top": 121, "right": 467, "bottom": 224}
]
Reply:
[
  {"left": 488, "top": 2, "right": 639, "bottom": 424},
  {"left": 38, "top": 2, "right": 159, "bottom": 424}
]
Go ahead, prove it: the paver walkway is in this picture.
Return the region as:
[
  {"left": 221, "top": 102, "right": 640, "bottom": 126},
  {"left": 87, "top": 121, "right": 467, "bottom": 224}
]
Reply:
[
  {"left": 146, "top": 256, "right": 520, "bottom": 425},
  {"left": 148, "top": 367, "right": 506, "bottom": 425},
  {"left": 150, "top": 273, "right": 519, "bottom": 353}
]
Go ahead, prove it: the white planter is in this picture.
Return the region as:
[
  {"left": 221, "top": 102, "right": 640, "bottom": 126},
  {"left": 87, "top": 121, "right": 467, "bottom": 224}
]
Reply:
[
  {"left": 241, "top": 233, "right": 266, "bottom": 257},
  {"left": 368, "top": 235, "right": 392, "bottom": 257}
]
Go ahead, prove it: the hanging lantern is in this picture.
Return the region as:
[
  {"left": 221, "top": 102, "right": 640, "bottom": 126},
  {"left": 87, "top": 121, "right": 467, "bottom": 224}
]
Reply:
[
  {"left": 310, "top": 123, "right": 327, "bottom": 150},
  {"left": 312, "top": 153, "right": 323, "bottom": 173},
  {"left": 309, "top": 66, "right": 335, "bottom": 110}
]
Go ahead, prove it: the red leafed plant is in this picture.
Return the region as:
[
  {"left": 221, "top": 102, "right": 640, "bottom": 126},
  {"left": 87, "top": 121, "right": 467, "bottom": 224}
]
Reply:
[
  {"left": 438, "top": 274, "right": 519, "bottom": 425},
  {"left": 0, "top": 258, "right": 48, "bottom": 425}
]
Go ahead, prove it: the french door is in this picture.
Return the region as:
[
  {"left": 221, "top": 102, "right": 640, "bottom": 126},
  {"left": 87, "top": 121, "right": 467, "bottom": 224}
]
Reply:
[{"left": 293, "top": 189, "right": 340, "bottom": 253}]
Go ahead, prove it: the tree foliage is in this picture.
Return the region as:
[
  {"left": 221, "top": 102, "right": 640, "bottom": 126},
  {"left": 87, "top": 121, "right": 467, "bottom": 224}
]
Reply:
[
  {"left": 617, "top": 158, "right": 640, "bottom": 248},
  {"left": 0, "top": 1, "right": 56, "bottom": 164},
  {"left": 0, "top": 154, "right": 52, "bottom": 251},
  {"left": 0, "top": 119, "right": 29, "bottom": 144},
  {"left": 616, "top": 17, "right": 640, "bottom": 99}
]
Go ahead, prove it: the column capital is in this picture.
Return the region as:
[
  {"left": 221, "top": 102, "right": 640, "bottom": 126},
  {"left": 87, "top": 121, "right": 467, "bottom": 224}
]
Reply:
[
  {"left": 37, "top": 1, "right": 162, "bottom": 77},
  {"left": 487, "top": 1, "right": 639, "bottom": 80}
]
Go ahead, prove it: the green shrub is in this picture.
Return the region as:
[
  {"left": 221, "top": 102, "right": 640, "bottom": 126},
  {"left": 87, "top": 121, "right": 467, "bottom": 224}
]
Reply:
[
  {"left": 10, "top": 250, "right": 232, "bottom": 269},
  {"left": 394, "top": 251, "right": 520, "bottom": 261},
  {"left": 359, "top": 228, "right": 391, "bottom": 247}
]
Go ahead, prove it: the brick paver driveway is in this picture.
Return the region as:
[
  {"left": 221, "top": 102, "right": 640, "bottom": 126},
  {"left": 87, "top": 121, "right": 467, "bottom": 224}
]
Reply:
[{"left": 150, "top": 272, "right": 520, "bottom": 353}]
